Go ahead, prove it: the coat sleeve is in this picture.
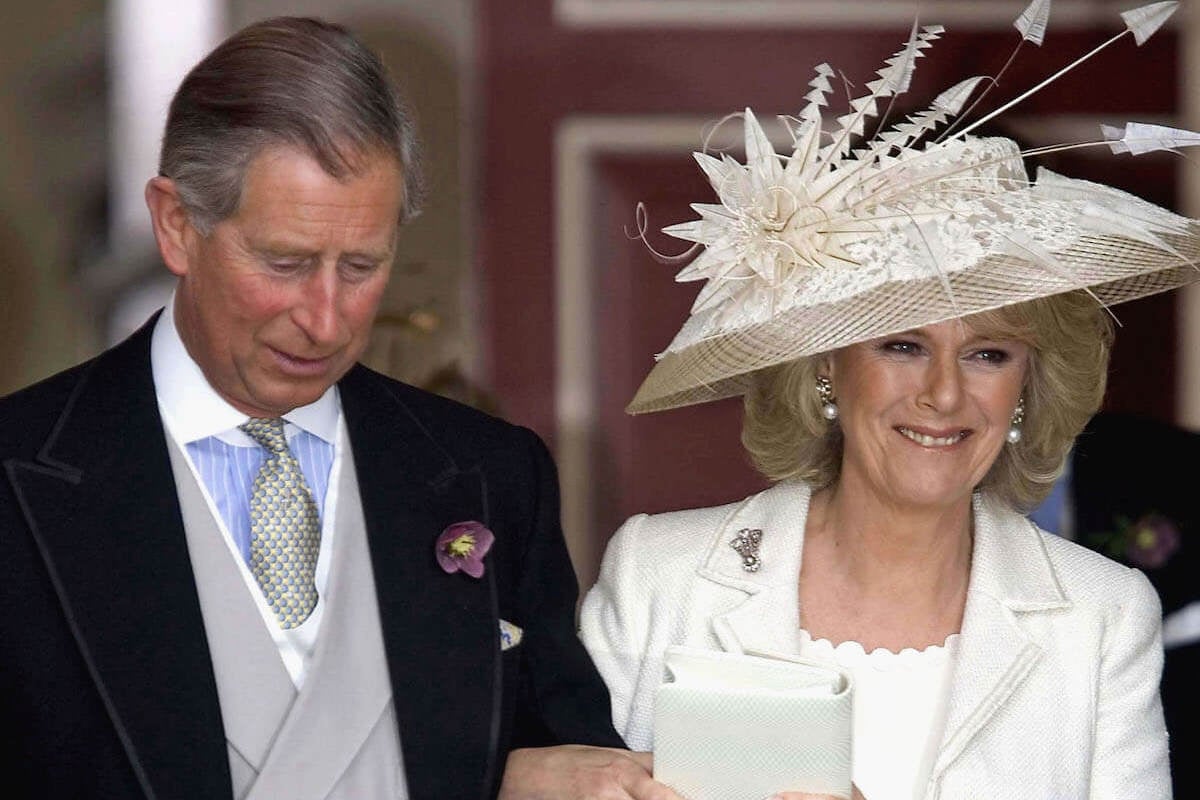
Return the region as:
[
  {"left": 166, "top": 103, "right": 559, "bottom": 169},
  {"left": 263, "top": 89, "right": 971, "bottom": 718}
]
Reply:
[
  {"left": 507, "top": 427, "right": 626, "bottom": 750},
  {"left": 1090, "top": 568, "right": 1171, "bottom": 798},
  {"left": 578, "top": 512, "right": 659, "bottom": 751}
]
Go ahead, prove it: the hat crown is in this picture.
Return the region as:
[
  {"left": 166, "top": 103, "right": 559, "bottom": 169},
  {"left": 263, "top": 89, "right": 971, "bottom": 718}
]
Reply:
[{"left": 629, "top": 2, "right": 1199, "bottom": 414}]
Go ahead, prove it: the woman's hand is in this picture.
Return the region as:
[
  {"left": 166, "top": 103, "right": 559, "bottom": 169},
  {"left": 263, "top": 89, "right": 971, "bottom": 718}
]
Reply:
[{"left": 769, "top": 783, "right": 866, "bottom": 800}]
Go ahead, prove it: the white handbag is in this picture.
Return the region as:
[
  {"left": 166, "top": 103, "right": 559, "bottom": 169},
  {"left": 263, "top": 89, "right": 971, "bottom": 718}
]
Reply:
[{"left": 653, "top": 646, "right": 854, "bottom": 800}]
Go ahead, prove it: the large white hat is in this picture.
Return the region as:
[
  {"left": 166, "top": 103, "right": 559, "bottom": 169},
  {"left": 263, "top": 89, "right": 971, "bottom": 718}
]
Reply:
[{"left": 629, "top": 2, "right": 1199, "bottom": 414}]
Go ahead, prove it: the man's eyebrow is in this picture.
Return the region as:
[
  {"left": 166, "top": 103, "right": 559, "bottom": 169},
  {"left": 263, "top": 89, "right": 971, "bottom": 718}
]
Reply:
[
  {"left": 248, "top": 241, "right": 315, "bottom": 258},
  {"left": 340, "top": 247, "right": 394, "bottom": 262},
  {"left": 247, "top": 243, "right": 394, "bottom": 261}
]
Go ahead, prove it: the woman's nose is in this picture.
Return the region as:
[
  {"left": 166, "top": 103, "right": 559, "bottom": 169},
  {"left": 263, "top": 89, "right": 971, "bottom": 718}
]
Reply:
[{"left": 917, "top": 353, "right": 964, "bottom": 412}]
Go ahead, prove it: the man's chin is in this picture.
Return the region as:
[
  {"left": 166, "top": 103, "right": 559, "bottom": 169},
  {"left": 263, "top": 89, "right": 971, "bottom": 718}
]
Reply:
[
  {"left": 225, "top": 378, "right": 338, "bottom": 418},
  {"left": 270, "top": 382, "right": 337, "bottom": 412}
]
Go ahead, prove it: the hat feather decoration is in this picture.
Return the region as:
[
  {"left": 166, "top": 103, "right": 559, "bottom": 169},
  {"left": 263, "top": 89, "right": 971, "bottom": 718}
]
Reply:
[{"left": 629, "top": 1, "right": 1200, "bottom": 414}]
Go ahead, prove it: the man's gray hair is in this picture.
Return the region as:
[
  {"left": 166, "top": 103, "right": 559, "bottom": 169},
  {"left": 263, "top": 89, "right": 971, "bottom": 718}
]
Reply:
[{"left": 159, "top": 16, "right": 424, "bottom": 234}]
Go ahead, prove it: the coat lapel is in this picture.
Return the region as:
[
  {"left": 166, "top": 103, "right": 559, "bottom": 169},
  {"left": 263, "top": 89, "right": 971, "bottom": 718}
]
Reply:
[
  {"left": 688, "top": 482, "right": 1073, "bottom": 790},
  {"left": 930, "top": 493, "right": 1070, "bottom": 781},
  {"left": 339, "top": 367, "right": 498, "bottom": 800},
  {"left": 701, "top": 482, "right": 813, "bottom": 656},
  {"left": 2, "top": 322, "right": 231, "bottom": 800}
]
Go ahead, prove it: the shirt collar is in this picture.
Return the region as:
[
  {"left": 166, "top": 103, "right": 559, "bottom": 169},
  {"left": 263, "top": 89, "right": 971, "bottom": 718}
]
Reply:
[{"left": 151, "top": 295, "right": 341, "bottom": 446}]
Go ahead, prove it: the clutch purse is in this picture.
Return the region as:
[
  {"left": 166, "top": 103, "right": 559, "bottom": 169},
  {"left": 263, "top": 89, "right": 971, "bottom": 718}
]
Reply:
[{"left": 653, "top": 646, "right": 854, "bottom": 800}]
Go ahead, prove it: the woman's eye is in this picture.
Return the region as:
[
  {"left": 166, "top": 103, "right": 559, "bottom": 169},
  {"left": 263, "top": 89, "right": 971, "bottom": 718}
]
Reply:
[
  {"left": 882, "top": 340, "right": 920, "bottom": 355},
  {"left": 973, "top": 349, "right": 1010, "bottom": 364}
]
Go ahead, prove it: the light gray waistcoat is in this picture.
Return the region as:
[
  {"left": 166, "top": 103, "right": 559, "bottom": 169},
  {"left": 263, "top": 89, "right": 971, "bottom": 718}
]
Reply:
[{"left": 166, "top": 435, "right": 409, "bottom": 800}]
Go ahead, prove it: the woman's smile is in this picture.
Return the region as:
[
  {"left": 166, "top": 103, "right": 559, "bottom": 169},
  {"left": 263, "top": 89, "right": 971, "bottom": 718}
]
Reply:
[{"left": 895, "top": 426, "right": 971, "bottom": 448}]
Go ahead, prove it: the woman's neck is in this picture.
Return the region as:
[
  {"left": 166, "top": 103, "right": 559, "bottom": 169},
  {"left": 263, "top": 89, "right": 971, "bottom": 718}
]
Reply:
[
  {"left": 799, "top": 476, "right": 974, "bottom": 652},
  {"left": 820, "top": 473, "right": 973, "bottom": 576}
]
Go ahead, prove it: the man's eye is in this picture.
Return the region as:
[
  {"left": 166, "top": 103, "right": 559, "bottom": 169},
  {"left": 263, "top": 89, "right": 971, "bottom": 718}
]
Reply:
[{"left": 341, "top": 260, "right": 382, "bottom": 279}]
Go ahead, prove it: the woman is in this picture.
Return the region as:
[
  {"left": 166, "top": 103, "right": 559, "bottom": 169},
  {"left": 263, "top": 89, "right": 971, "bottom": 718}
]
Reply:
[{"left": 580, "top": 9, "right": 1190, "bottom": 800}]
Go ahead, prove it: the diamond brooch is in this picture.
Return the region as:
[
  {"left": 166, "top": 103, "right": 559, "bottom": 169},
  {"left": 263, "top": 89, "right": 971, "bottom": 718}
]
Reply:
[{"left": 730, "top": 528, "right": 764, "bottom": 572}]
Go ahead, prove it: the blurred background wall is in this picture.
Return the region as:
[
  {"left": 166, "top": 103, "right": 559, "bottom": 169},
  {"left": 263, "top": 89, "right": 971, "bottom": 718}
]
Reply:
[{"left": 1, "top": 0, "right": 1196, "bottom": 589}]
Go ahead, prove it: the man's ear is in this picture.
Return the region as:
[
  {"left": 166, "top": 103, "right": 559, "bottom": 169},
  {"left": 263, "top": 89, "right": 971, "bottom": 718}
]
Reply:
[{"left": 145, "top": 176, "right": 196, "bottom": 278}]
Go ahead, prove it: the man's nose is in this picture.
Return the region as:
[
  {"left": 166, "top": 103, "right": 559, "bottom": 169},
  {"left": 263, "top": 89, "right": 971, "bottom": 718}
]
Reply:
[{"left": 293, "top": 268, "right": 344, "bottom": 346}]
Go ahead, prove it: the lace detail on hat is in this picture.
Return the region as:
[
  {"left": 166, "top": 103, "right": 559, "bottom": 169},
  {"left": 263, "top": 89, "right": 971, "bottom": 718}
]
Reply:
[{"left": 632, "top": 3, "right": 1200, "bottom": 414}]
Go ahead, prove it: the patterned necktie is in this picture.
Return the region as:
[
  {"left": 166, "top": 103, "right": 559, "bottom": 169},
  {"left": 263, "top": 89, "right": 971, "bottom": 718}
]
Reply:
[{"left": 239, "top": 417, "right": 321, "bottom": 629}]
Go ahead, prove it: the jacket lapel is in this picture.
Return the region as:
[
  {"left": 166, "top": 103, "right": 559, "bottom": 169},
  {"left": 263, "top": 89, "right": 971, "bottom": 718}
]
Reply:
[
  {"left": 689, "top": 482, "right": 1073, "bottom": 789},
  {"left": 339, "top": 367, "right": 497, "bottom": 800},
  {"left": 3, "top": 322, "right": 231, "bottom": 800},
  {"left": 930, "top": 493, "right": 1070, "bottom": 781},
  {"left": 701, "top": 482, "right": 813, "bottom": 656}
]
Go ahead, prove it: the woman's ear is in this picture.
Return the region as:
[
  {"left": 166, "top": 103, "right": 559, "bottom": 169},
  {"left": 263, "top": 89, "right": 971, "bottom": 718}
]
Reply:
[
  {"left": 144, "top": 176, "right": 195, "bottom": 278},
  {"left": 816, "top": 352, "right": 835, "bottom": 383}
]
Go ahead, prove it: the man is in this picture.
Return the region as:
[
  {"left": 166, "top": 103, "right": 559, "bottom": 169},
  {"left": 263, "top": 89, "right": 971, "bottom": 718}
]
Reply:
[{"left": 0, "top": 17, "right": 676, "bottom": 800}]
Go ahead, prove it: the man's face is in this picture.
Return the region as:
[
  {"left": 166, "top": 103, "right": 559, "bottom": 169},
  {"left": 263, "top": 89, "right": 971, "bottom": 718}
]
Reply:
[{"left": 170, "top": 145, "right": 404, "bottom": 417}]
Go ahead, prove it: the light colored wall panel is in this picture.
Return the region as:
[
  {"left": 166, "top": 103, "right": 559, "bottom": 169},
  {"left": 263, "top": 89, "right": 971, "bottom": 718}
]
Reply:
[
  {"left": 555, "top": 0, "right": 1163, "bottom": 30},
  {"left": 1180, "top": 0, "right": 1200, "bottom": 431}
]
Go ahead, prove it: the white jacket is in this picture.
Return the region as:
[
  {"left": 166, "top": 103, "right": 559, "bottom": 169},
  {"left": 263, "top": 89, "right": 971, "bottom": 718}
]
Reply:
[{"left": 580, "top": 481, "right": 1170, "bottom": 799}]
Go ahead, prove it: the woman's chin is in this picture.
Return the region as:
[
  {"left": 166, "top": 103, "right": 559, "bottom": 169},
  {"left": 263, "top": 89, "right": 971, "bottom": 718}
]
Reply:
[{"left": 881, "top": 475, "right": 977, "bottom": 512}]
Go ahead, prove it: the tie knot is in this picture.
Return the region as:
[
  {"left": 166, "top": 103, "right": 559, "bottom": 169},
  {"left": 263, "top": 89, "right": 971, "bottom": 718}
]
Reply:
[{"left": 239, "top": 417, "right": 289, "bottom": 454}]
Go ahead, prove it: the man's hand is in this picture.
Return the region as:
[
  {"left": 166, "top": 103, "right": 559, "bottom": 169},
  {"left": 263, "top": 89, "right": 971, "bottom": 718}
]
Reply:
[
  {"left": 499, "top": 746, "right": 865, "bottom": 800},
  {"left": 498, "top": 745, "right": 683, "bottom": 800}
]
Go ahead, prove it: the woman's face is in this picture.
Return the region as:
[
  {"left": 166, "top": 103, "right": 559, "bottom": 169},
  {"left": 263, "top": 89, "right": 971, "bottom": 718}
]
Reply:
[{"left": 825, "top": 319, "right": 1030, "bottom": 512}]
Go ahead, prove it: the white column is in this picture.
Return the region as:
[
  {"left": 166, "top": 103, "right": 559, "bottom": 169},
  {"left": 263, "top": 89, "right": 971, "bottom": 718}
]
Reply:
[
  {"left": 108, "top": 0, "right": 226, "bottom": 247},
  {"left": 1180, "top": 1, "right": 1200, "bottom": 430},
  {"left": 106, "top": 0, "right": 226, "bottom": 342}
]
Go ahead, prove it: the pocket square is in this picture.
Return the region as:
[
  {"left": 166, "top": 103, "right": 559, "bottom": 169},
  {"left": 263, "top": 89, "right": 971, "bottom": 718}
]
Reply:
[{"left": 499, "top": 619, "right": 523, "bottom": 651}]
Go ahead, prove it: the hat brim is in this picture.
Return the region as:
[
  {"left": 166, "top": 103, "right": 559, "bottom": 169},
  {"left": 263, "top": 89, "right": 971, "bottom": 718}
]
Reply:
[{"left": 628, "top": 231, "right": 1200, "bottom": 414}]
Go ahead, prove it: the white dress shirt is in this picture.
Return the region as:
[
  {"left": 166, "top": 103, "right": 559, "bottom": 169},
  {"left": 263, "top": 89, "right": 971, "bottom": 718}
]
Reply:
[
  {"left": 798, "top": 630, "right": 958, "bottom": 800},
  {"left": 151, "top": 300, "right": 344, "bottom": 688}
]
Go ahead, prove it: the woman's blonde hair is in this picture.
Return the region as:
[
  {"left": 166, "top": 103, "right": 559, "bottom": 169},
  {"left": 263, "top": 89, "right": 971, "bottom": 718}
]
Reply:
[{"left": 741, "top": 290, "right": 1113, "bottom": 511}]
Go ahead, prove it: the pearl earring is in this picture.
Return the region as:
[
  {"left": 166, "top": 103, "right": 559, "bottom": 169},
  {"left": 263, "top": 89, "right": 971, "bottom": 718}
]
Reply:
[
  {"left": 816, "top": 376, "right": 838, "bottom": 421},
  {"left": 1007, "top": 397, "right": 1025, "bottom": 444}
]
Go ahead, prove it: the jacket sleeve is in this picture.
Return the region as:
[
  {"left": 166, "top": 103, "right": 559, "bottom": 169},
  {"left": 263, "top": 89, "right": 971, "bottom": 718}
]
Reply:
[
  {"left": 508, "top": 427, "right": 626, "bottom": 750},
  {"left": 578, "top": 512, "right": 658, "bottom": 751},
  {"left": 1090, "top": 568, "right": 1171, "bottom": 798}
]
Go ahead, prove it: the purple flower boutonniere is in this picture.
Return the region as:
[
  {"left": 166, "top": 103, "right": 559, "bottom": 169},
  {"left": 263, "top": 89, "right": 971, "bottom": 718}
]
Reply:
[
  {"left": 1088, "top": 512, "right": 1181, "bottom": 570},
  {"left": 436, "top": 521, "right": 495, "bottom": 578}
]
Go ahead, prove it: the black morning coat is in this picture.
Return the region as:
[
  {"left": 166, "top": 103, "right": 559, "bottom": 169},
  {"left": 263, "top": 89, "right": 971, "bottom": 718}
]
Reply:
[{"left": 0, "top": 316, "right": 625, "bottom": 799}]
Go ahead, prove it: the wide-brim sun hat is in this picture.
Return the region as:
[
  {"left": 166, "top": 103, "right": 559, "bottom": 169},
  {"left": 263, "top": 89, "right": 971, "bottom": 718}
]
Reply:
[{"left": 629, "top": 1, "right": 1200, "bottom": 414}]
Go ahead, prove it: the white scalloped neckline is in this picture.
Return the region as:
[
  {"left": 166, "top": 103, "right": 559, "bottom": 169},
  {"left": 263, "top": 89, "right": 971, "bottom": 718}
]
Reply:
[{"left": 798, "top": 628, "right": 961, "bottom": 671}]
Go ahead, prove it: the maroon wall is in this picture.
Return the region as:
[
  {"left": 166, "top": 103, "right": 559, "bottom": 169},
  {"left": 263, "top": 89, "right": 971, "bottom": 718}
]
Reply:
[{"left": 477, "top": 0, "right": 1180, "bottom": 559}]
